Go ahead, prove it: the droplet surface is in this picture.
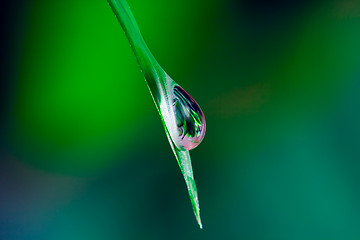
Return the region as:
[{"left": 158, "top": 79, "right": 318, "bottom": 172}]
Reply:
[{"left": 172, "top": 86, "right": 206, "bottom": 150}]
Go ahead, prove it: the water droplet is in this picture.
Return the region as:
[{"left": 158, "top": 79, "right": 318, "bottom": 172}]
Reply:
[{"left": 172, "top": 85, "right": 206, "bottom": 150}]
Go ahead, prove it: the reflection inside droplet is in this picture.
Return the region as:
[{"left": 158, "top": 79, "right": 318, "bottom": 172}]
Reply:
[{"left": 172, "top": 85, "right": 206, "bottom": 150}]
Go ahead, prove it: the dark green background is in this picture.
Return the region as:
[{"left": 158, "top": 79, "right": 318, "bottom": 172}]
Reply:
[{"left": 1, "top": 0, "right": 360, "bottom": 239}]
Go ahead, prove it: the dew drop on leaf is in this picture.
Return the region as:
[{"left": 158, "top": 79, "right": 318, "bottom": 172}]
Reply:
[{"left": 172, "top": 85, "right": 206, "bottom": 151}]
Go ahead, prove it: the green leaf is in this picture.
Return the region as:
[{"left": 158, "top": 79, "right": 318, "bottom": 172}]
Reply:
[{"left": 107, "top": 0, "right": 205, "bottom": 228}]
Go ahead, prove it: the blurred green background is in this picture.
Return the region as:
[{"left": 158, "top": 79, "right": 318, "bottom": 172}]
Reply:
[{"left": 1, "top": 0, "right": 360, "bottom": 239}]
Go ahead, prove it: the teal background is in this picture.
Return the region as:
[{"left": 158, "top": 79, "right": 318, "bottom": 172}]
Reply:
[{"left": 1, "top": 0, "right": 360, "bottom": 239}]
